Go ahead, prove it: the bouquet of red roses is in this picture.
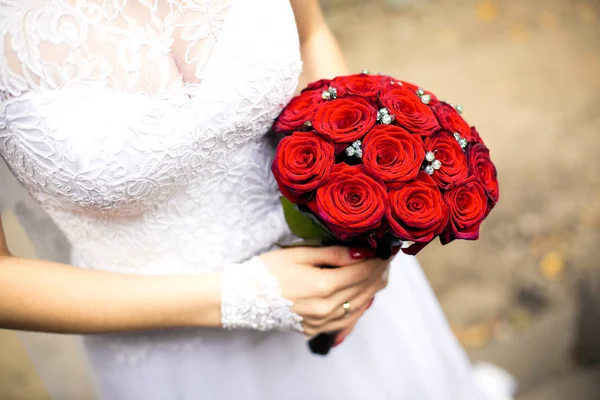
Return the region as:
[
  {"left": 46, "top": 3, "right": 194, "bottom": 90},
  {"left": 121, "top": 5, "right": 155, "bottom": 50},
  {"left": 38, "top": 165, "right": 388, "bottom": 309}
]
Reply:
[{"left": 271, "top": 71, "right": 499, "bottom": 353}]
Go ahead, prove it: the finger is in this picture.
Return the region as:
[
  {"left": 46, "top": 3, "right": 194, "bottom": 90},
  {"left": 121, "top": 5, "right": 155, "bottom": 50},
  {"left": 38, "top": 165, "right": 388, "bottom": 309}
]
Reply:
[
  {"left": 337, "top": 297, "right": 375, "bottom": 338},
  {"left": 334, "top": 280, "right": 384, "bottom": 321},
  {"left": 334, "top": 320, "right": 357, "bottom": 347},
  {"left": 289, "top": 246, "right": 362, "bottom": 268},
  {"left": 303, "top": 293, "right": 378, "bottom": 337},
  {"left": 335, "top": 303, "right": 366, "bottom": 340},
  {"left": 348, "top": 247, "right": 377, "bottom": 259},
  {"left": 300, "top": 287, "right": 373, "bottom": 331},
  {"left": 318, "top": 299, "right": 371, "bottom": 336},
  {"left": 305, "top": 276, "right": 384, "bottom": 329},
  {"left": 325, "top": 257, "right": 389, "bottom": 293}
]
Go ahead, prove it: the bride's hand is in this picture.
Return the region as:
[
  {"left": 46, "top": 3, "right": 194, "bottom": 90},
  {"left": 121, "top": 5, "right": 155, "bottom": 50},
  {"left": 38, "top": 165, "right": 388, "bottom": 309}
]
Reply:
[{"left": 260, "top": 246, "right": 391, "bottom": 337}]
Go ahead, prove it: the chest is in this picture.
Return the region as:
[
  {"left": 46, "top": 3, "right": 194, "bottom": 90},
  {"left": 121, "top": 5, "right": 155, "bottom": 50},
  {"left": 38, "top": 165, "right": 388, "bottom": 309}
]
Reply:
[{"left": 0, "top": 0, "right": 301, "bottom": 214}]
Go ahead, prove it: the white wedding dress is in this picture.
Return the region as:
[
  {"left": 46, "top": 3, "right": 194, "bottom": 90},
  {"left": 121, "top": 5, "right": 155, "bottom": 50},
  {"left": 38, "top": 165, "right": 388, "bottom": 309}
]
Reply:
[{"left": 0, "top": 1, "right": 513, "bottom": 399}]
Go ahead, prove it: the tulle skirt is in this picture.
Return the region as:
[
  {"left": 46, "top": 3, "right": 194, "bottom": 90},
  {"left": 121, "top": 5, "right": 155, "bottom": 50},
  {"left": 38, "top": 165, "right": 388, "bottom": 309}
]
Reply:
[{"left": 82, "top": 253, "right": 495, "bottom": 400}]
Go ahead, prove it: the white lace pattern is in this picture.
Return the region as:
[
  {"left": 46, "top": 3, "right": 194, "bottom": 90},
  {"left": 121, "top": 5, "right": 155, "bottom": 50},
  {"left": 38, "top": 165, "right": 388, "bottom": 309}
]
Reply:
[
  {"left": 0, "top": 0, "right": 302, "bottom": 364},
  {"left": 222, "top": 257, "right": 303, "bottom": 332},
  {"left": 0, "top": 0, "right": 234, "bottom": 97}
]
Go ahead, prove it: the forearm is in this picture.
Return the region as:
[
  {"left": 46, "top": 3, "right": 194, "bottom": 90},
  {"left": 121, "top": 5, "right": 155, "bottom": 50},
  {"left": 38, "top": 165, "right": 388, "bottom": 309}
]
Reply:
[
  {"left": 0, "top": 255, "right": 222, "bottom": 333},
  {"left": 294, "top": 1, "right": 349, "bottom": 88}
]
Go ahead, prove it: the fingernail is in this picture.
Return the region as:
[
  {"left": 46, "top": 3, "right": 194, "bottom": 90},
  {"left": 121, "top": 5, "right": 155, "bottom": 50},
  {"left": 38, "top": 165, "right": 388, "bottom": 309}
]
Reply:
[
  {"left": 349, "top": 248, "right": 365, "bottom": 260},
  {"left": 392, "top": 246, "right": 401, "bottom": 255},
  {"left": 349, "top": 247, "right": 376, "bottom": 259},
  {"left": 333, "top": 336, "right": 345, "bottom": 347},
  {"left": 367, "top": 298, "right": 375, "bottom": 309}
]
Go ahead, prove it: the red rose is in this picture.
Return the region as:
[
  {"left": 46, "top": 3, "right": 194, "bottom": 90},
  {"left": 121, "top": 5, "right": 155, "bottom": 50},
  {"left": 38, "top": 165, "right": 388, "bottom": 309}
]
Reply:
[
  {"left": 374, "top": 74, "right": 394, "bottom": 86},
  {"left": 423, "top": 131, "right": 469, "bottom": 190},
  {"left": 332, "top": 74, "right": 384, "bottom": 99},
  {"left": 442, "top": 178, "right": 488, "bottom": 243},
  {"left": 313, "top": 96, "right": 377, "bottom": 149},
  {"left": 272, "top": 132, "right": 335, "bottom": 203},
  {"left": 302, "top": 79, "right": 332, "bottom": 93},
  {"left": 468, "top": 143, "right": 499, "bottom": 205},
  {"left": 273, "top": 91, "right": 323, "bottom": 133},
  {"left": 432, "top": 102, "right": 476, "bottom": 142},
  {"left": 308, "top": 163, "right": 388, "bottom": 240},
  {"left": 398, "top": 81, "right": 439, "bottom": 105},
  {"left": 387, "top": 172, "right": 449, "bottom": 243},
  {"left": 379, "top": 85, "right": 440, "bottom": 137},
  {"left": 362, "top": 125, "right": 425, "bottom": 185}
]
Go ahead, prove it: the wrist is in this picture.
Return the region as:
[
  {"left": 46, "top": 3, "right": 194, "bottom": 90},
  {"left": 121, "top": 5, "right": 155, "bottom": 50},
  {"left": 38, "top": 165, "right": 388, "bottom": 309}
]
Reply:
[
  {"left": 187, "top": 272, "right": 223, "bottom": 329},
  {"left": 220, "top": 257, "right": 303, "bottom": 332}
]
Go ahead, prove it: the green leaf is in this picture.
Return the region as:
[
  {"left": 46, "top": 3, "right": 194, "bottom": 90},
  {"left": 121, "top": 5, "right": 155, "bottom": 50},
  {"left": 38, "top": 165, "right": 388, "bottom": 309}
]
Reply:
[{"left": 280, "top": 197, "right": 333, "bottom": 241}]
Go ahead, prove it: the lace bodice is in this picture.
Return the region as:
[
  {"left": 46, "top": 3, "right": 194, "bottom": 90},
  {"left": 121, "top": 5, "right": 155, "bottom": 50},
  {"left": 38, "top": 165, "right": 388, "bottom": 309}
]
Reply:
[
  {"left": 1, "top": 0, "right": 234, "bottom": 97},
  {"left": 0, "top": 0, "right": 302, "bottom": 274}
]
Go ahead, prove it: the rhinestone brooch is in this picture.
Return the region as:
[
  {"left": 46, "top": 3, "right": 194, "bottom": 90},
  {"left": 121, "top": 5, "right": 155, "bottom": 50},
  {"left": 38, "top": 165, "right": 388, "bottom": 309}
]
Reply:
[
  {"left": 423, "top": 151, "right": 442, "bottom": 175},
  {"left": 415, "top": 88, "right": 432, "bottom": 105},
  {"left": 377, "top": 108, "right": 395, "bottom": 124},
  {"left": 453, "top": 132, "right": 468, "bottom": 150},
  {"left": 449, "top": 103, "right": 464, "bottom": 114},
  {"left": 346, "top": 140, "right": 363, "bottom": 159},
  {"left": 321, "top": 86, "right": 338, "bottom": 100}
]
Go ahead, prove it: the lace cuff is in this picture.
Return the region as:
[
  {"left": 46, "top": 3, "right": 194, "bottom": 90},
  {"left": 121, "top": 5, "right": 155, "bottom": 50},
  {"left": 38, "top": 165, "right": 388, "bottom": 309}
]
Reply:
[{"left": 221, "top": 256, "right": 303, "bottom": 332}]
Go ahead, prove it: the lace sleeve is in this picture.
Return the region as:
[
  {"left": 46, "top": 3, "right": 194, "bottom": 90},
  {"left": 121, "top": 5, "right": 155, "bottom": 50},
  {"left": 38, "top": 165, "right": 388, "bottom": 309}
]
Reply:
[{"left": 221, "top": 256, "right": 304, "bottom": 333}]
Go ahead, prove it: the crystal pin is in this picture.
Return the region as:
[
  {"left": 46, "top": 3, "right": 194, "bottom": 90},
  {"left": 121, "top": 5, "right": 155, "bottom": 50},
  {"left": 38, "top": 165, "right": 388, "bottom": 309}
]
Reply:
[
  {"left": 423, "top": 151, "right": 442, "bottom": 174},
  {"left": 452, "top": 132, "right": 468, "bottom": 150},
  {"left": 345, "top": 140, "right": 363, "bottom": 159},
  {"left": 377, "top": 108, "right": 395, "bottom": 124},
  {"left": 321, "top": 86, "right": 337, "bottom": 100},
  {"left": 415, "top": 88, "right": 432, "bottom": 105}
]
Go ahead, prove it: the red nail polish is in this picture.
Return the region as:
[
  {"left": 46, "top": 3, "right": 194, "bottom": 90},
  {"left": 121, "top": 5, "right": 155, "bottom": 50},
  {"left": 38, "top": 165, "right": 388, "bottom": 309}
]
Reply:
[
  {"left": 349, "top": 247, "right": 365, "bottom": 260},
  {"left": 349, "top": 247, "right": 376, "bottom": 259},
  {"left": 333, "top": 336, "right": 345, "bottom": 347},
  {"left": 392, "top": 246, "right": 401, "bottom": 255},
  {"left": 367, "top": 298, "right": 375, "bottom": 309}
]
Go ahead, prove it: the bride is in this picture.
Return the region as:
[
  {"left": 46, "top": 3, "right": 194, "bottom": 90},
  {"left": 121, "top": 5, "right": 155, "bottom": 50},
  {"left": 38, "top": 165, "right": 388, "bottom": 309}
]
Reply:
[{"left": 0, "top": 1, "right": 514, "bottom": 399}]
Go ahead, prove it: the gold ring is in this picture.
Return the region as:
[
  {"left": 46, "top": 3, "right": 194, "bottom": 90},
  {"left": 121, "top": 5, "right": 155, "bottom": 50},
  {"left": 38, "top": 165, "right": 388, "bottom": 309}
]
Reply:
[{"left": 342, "top": 301, "right": 351, "bottom": 317}]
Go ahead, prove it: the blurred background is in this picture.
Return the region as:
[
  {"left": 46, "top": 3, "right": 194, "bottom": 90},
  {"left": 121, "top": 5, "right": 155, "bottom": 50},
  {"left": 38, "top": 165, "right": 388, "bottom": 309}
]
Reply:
[{"left": 1, "top": 0, "right": 599, "bottom": 398}]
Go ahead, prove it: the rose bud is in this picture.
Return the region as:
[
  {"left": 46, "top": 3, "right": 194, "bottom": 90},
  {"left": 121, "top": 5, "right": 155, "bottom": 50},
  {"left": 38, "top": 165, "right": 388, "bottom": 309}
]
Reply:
[
  {"left": 301, "top": 79, "right": 332, "bottom": 93},
  {"left": 387, "top": 172, "right": 449, "bottom": 245},
  {"left": 313, "top": 96, "right": 377, "bottom": 151},
  {"left": 332, "top": 74, "right": 386, "bottom": 100},
  {"left": 442, "top": 178, "right": 488, "bottom": 243},
  {"left": 423, "top": 131, "right": 469, "bottom": 190},
  {"left": 432, "top": 102, "right": 480, "bottom": 144},
  {"left": 308, "top": 163, "right": 388, "bottom": 240},
  {"left": 468, "top": 143, "right": 499, "bottom": 207},
  {"left": 398, "top": 81, "right": 439, "bottom": 106},
  {"left": 379, "top": 85, "right": 440, "bottom": 137},
  {"left": 272, "top": 132, "right": 335, "bottom": 203},
  {"left": 273, "top": 90, "right": 324, "bottom": 133},
  {"left": 362, "top": 125, "right": 425, "bottom": 185}
]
